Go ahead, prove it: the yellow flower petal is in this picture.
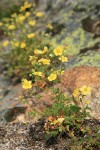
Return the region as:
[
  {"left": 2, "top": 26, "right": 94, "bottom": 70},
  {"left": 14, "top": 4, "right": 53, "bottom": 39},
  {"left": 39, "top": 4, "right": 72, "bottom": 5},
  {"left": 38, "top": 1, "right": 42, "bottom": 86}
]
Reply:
[
  {"left": 33, "top": 72, "right": 42, "bottom": 76},
  {"left": 54, "top": 45, "right": 64, "bottom": 56},
  {"left": 20, "top": 42, "right": 26, "bottom": 48},
  {"left": 59, "top": 56, "right": 68, "bottom": 62},
  {"left": 48, "top": 73, "right": 57, "bottom": 81},
  {"left": 35, "top": 12, "right": 43, "bottom": 17},
  {"left": 34, "top": 49, "right": 42, "bottom": 54},
  {"left": 57, "top": 117, "right": 65, "bottom": 124},
  {"left": 38, "top": 58, "right": 50, "bottom": 65},
  {"left": 46, "top": 23, "right": 53, "bottom": 30},
  {"left": 22, "top": 78, "right": 32, "bottom": 89},
  {"left": 73, "top": 88, "right": 80, "bottom": 98},
  {"left": 8, "top": 24, "right": 15, "bottom": 30},
  {"left": 3, "top": 40, "right": 9, "bottom": 47},
  {"left": 86, "top": 100, "right": 91, "bottom": 105},
  {"left": 14, "top": 42, "right": 19, "bottom": 47},
  {"left": 27, "top": 33, "right": 35, "bottom": 38},
  {"left": 28, "top": 20, "right": 36, "bottom": 26},
  {"left": 80, "top": 86, "right": 91, "bottom": 95}
]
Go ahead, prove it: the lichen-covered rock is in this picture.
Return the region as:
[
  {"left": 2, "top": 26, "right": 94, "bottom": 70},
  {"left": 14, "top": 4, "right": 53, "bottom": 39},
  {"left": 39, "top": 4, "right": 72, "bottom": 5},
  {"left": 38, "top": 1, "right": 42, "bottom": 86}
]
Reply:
[
  {"left": 65, "top": 51, "right": 100, "bottom": 68},
  {"left": 38, "top": 0, "right": 100, "bottom": 55}
]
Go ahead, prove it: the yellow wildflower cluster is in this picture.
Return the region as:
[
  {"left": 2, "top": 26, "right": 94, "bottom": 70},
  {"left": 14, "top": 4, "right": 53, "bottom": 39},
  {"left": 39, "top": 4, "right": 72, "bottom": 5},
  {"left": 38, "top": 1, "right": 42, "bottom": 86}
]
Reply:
[
  {"left": 22, "top": 78, "right": 32, "bottom": 89},
  {"left": 73, "top": 86, "right": 91, "bottom": 98},
  {"left": 0, "top": 1, "right": 69, "bottom": 89},
  {"left": 28, "top": 45, "right": 68, "bottom": 86},
  {"left": 73, "top": 86, "right": 91, "bottom": 105}
]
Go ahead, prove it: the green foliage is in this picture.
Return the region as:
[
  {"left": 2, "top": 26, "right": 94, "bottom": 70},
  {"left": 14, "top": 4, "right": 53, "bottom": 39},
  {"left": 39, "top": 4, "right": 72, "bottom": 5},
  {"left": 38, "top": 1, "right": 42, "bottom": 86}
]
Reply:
[
  {"left": 44, "top": 87, "right": 91, "bottom": 137},
  {"left": 0, "top": 1, "right": 51, "bottom": 78},
  {"left": 0, "top": 0, "right": 22, "bottom": 20},
  {"left": 43, "top": 87, "right": 99, "bottom": 149},
  {"left": 28, "top": 109, "right": 37, "bottom": 117}
]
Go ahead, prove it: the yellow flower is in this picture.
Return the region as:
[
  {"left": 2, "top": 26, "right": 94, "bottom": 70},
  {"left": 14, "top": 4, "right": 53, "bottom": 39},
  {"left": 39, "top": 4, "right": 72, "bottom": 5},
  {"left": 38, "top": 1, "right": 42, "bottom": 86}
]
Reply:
[
  {"left": 20, "top": 42, "right": 26, "bottom": 48},
  {"left": 38, "top": 58, "right": 50, "bottom": 65},
  {"left": 61, "top": 71, "right": 64, "bottom": 75},
  {"left": 27, "top": 33, "right": 35, "bottom": 38},
  {"left": 42, "top": 46, "right": 48, "bottom": 54},
  {"left": 0, "top": 22, "right": 3, "bottom": 26},
  {"left": 20, "top": 2, "right": 32, "bottom": 12},
  {"left": 3, "top": 40, "right": 9, "bottom": 47},
  {"left": 86, "top": 100, "right": 91, "bottom": 105},
  {"left": 14, "top": 42, "right": 19, "bottom": 47},
  {"left": 29, "top": 55, "right": 37, "bottom": 61},
  {"left": 73, "top": 88, "right": 80, "bottom": 98},
  {"left": 22, "top": 78, "right": 32, "bottom": 89},
  {"left": 80, "top": 86, "right": 91, "bottom": 95},
  {"left": 34, "top": 47, "right": 48, "bottom": 55},
  {"left": 46, "top": 23, "right": 53, "bottom": 30},
  {"left": 11, "top": 13, "right": 17, "bottom": 18},
  {"left": 16, "top": 15, "right": 25, "bottom": 23},
  {"left": 57, "top": 117, "right": 65, "bottom": 124},
  {"left": 28, "top": 20, "right": 36, "bottom": 26},
  {"left": 35, "top": 12, "right": 43, "bottom": 17},
  {"left": 25, "top": 12, "right": 30, "bottom": 18},
  {"left": 29, "top": 56, "right": 37, "bottom": 65},
  {"left": 34, "top": 49, "right": 43, "bottom": 54},
  {"left": 33, "top": 72, "right": 42, "bottom": 76},
  {"left": 48, "top": 73, "right": 57, "bottom": 81},
  {"left": 51, "top": 119, "right": 58, "bottom": 125},
  {"left": 59, "top": 56, "right": 68, "bottom": 62},
  {"left": 8, "top": 24, "right": 15, "bottom": 30},
  {"left": 54, "top": 45, "right": 64, "bottom": 56},
  {"left": 56, "top": 70, "right": 64, "bottom": 75}
]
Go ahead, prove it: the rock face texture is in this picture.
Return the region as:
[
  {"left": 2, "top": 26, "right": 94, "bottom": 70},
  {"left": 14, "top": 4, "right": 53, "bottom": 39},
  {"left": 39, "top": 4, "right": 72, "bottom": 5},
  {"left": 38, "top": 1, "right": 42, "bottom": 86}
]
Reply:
[
  {"left": 0, "top": 121, "right": 48, "bottom": 150},
  {"left": 62, "top": 66, "right": 100, "bottom": 119},
  {"left": 62, "top": 66, "right": 100, "bottom": 90}
]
